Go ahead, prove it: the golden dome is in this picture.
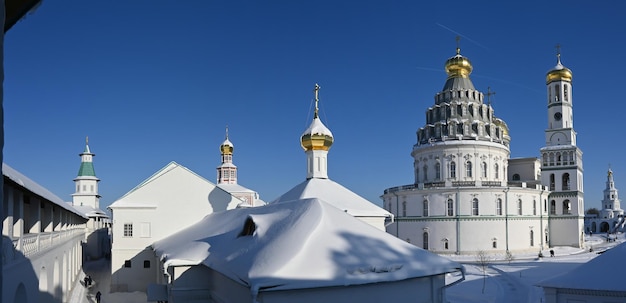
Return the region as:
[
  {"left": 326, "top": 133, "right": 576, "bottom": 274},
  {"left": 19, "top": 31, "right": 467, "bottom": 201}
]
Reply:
[
  {"left": 445, "top": 47, "right": 473, "bottom": 79},
  {"left": 301, "top": 83, "right": 334, "bottom": 151},
  {"left": 493, "top": 117, "right": 509, "bottom": 137},
  {"left": 220, "top": 138, "right": 233, "bottom": 155},
  {"left": 546, "top": 54, "right": 572, "bottom": 84},
  {"left": 301, "top": 117, "right": 334, "bottom": 151}
]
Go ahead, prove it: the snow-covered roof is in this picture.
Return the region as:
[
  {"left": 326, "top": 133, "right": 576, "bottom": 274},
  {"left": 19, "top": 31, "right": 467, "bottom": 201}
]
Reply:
[
  {"left": 218, "top": 183, "right": 256, "bottom": 194},
  {"left": 109, "top": 161, "right": 231, "bottom": 209},
  {"left": 153, "top": 198, "right": 462, "bottom": 292},
  {"left": 537, "top": 242, "right": 626, "bottom": 292},
  {"left": 272, "top": 178, "right": 391, "bottom": 217},
  {"left": 72, "top": 204, "right": 110, "bottom": 218},
  {"left": 3, "top": 163, "right": 87, "bottom": 219}
]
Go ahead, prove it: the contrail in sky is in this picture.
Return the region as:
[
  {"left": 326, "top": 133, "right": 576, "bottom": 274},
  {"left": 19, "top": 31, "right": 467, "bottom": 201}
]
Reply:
[{"left": 436, "top": 23, "right": 489, "bottom": 51}]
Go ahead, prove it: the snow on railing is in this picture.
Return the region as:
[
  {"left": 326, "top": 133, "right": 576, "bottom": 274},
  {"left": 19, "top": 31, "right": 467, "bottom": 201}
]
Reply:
[{"left": 3, "top": 228, "right": 84, "bottom": 262}]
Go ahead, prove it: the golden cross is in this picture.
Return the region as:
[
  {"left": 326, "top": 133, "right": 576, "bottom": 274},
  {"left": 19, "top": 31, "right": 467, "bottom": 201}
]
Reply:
[
  {"left": 313, "top": 83, "right": 320, "bottom": 118},
  {"left": 456, "top": 36, "right": 461, "bottom": 55}
]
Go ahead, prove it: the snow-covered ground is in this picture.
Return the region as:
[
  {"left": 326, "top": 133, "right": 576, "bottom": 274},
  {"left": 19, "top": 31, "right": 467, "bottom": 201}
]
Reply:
[
  {"left": 445, "top": 234, "right": 624, "bottom": 303},
  {"left": 72, "top": 234, "right": 623, "bottom": 303}
]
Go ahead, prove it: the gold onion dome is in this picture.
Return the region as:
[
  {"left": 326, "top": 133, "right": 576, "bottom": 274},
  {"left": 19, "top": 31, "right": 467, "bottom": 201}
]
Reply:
[
  {"left": 301, "top": 115, "right": 334, "bottom": 151},
  {"left": 546, "top": 53, "right": 572, "bottom": 84},
  {"left": 445, "top": 47, "right": 473, "bottom": 79},
  {"left": 220, "top": 138, "right": 233, "bottom": 155},
  {"left": 493, "top": 118, "right": 510, "bottom": 138},
  {"left": 301, "top": 83, "right": 334, "bottom": 151},
  {"left": 220, "top": 126, "right": 234, "bottom": 155}
]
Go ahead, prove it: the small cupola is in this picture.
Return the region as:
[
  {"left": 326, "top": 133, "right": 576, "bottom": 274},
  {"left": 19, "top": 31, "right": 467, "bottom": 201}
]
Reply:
[
  {"left": 546, "top": 48, "right": 572, "bottom": 84},
  {"left": 300, "top": 83, "right": 334, "bottom": 152}
]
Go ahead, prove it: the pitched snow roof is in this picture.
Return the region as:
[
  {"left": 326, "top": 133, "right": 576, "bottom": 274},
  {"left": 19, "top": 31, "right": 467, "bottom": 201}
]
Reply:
[
  {"left": 538, "top": 242, "right": 626, "bottom": 292},
  {"left": 72, "top": 204, "right": 109, "bottom": 218},
  {"left": 3, "top": 163, "right": 87, "bottom": 219},
  {"left": 153, "top": 198, "right": 462, "bottom": 292},
  {"left": 108, "top": 161, "right": 242, "bottom": 209},
  {"left": 272, "top": 178, "right": 391, "bottom": 217}
]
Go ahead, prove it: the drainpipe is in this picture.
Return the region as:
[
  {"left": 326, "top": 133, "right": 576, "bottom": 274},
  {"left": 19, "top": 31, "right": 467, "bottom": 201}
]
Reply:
[
  {"left": 441, "top": 266, "right": 466, "bottom": 302},
  {"left": 503, "top": 187, "right": 510, "bottom": 252},
  {"left": 539, "top": 190, "right": 547, "bottom": 252},
  {"left": 393, "top": 192, "right": 400, "bottom": 237},
  {"left": 456, "top": 187, "right": 460, "bottom": 255}
]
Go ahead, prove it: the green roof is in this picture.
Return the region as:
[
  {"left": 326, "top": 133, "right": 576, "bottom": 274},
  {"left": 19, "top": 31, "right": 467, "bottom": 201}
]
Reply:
[{"left": 78, "top": 162, "right": 96, "bottom": 177}]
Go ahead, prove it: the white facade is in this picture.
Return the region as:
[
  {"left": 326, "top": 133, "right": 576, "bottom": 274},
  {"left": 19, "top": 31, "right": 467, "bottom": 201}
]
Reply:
[
  {"left": 108, "top": 161, "right": 241, "bottom": 292},
  {"left": 2, "top": 163, "right": 88, "bottom": 303},
  {"left": 383, "top": 47, "right": 584, "bottom": 254}
]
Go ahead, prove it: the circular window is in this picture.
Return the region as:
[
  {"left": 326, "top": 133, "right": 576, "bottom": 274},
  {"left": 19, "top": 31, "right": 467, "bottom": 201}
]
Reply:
[{"left": 554, "top": 112, "right": 562, "bottom": 121}]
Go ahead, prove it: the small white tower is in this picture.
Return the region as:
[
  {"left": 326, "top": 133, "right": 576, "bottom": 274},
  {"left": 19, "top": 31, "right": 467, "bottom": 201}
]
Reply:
[
  {"left": 217, "top": 127, "right": 237, "bottom": 184},
  {"left": 72, "top": 136, "right": 101, "bottom": 209},
  {"left": 601, "top": 168, "right": 623, "bottom": 218},
  {"left": 301, "top": 84, "right": 334, "bottom": 179}
]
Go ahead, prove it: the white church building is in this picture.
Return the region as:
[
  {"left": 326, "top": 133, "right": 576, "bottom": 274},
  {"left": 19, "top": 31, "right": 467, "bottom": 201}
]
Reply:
[
  {"left": 585, "top": 168, "right": 625, "bottom": 234},
  {"left": 383, "top": 44, "right": 585, "bottom": 254},
  {"left": 108, "top": 135, "right": 266, "bottom": 293}
]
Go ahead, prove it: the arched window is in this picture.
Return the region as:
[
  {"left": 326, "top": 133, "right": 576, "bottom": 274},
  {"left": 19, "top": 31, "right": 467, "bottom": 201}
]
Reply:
[
  {"left": 450, "top": 161, "right": 456, "bottom": 179},
  {"left": 496, "top": 198, "right": 502, "bottom": 215},
  {"left": 557, "top": 153, "right": 562, "bottom": 165},
  {"left": 402, "top": 201, "right": 407, "bottom": 217},
  {"left": 423, "top": 165, "right": 428, "bottom": 182},
  {"left": 562, "top": 173, "right": 570, "bottom": 190},
  {"left": 550, "top": 200, "right": 556, "bottom": 214},
  {"left": 481, "top": 162, "right": 488, "bottom": 178},
  {"left": 435, "top": 163, "right": 441, "bottom": 180},
  {"left": 512, "top": 174, "right": 521, "bottom": 181},
  {"left": 466, "top": 161, "right": 473, "bottom": 178},
  {"left": 530, "top": 230, "right": 535, "bottom": 247},
  {"left": 563, "top": 200, "right": 571, "bottom": 215},
  {"left": 517, "top": 199, "right": 523, "bottom": 215},
  {"left": 423, "top": 232, "right": 429, "bottom": 250},
  {"left": 443, "top": 239, "right": 449, "bottom": 250},
  {"left": 549, "top": 174, "right": 555, "bottom": 191},
  {"left": 564, "top": 85, "right": 569, "bottom": 101},
  {"left": 494, "top": 163, "right": 499, "bottom": 179},
  {"left": 492, "top": 240, "right": 497, "bottom": 248},
  {"left": 472, "top": 198, "right": 479, "bottom": 215},
  {"left": 423, "top": 200, "right": 429, "bottom": 217},
  {"left": 415, "top": 167, "right": 420, "bottom": 183},
  {"left": 447, "top": 199, "right": 454, "bottom": 216}
]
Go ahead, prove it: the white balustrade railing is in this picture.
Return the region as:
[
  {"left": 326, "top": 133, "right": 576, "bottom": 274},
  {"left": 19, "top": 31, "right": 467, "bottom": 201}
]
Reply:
[{"left": 3, "top": 228, "right": 85, "bottom": 262}]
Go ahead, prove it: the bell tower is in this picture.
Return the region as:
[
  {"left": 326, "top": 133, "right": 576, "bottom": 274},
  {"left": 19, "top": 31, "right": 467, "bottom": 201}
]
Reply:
[{"left": 540, "top": 46, "right": 584, "bottom": 248}]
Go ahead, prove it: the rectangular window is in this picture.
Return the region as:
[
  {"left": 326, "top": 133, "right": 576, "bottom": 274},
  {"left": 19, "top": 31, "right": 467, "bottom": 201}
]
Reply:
[
  {"left": 496, "top": 199, "right": 502, "bottom": 216},
  {"left": 144, "top": 260, "right": 151, "bottom": 268},
  {"left": 140, "top": 222, "right": 151, "bottom": 238},
  {"left": 123, "top": 223, "right": 133, "bottom": 237},
  {"left": 447, "top": 200, "right": 454, "bottom": 216},
  {"left": 124, "top": 260, "right": 132, "bottom": 268}
]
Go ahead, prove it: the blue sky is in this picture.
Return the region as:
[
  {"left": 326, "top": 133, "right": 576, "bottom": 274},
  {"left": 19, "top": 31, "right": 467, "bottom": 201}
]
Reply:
[{"left": 4, "top": 1, "right": 625, "bottom": 210}]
